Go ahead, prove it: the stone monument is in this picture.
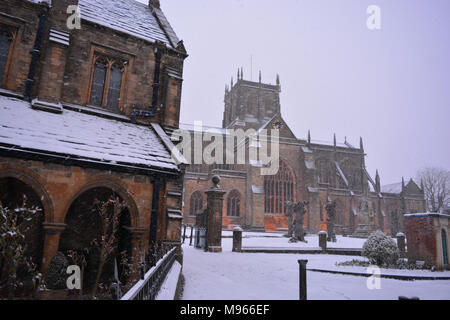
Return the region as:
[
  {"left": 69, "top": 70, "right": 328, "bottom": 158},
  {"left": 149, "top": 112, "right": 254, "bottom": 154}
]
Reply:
[{"left": 325, "top": 200, "right": 337, "bottom": 242}]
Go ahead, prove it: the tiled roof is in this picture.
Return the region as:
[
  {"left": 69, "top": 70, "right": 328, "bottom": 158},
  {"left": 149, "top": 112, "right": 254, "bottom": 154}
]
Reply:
[
  {"left": 0, "top": 96, "right": 179, "bottom": 172},
  {"left": 78, "top": 0, "right": 179, "bottom": 49}
]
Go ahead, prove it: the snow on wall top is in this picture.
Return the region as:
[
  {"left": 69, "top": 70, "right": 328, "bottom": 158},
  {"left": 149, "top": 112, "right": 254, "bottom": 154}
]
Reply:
[
  {"left": 0, "top": 96, "right": 178, "bottom": 172},
  {"left": 78, "top": 0, "right": 179, "bottom": 49}
]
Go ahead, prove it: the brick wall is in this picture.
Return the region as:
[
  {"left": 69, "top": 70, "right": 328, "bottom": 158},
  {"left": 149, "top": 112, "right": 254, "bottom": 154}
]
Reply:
[{"left": 405, "top": 216, "right": 436, "bottom": 266}]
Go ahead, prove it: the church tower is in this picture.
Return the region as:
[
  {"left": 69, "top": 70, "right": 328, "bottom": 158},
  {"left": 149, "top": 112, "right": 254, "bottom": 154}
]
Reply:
[{"left": 222, "top": 69, "right": 281, "bottom": 130}]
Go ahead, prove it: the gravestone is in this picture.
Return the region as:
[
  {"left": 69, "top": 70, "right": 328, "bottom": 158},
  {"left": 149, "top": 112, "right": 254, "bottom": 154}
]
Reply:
[
  {"left": 285, "top": 201, "right": 295, "bottom": 238},
  {"left": 325, "top": 200, "right": 337, "bottom": 242},
  {"left": 294, "top": 201, "right": 309, "bottom": 242}
]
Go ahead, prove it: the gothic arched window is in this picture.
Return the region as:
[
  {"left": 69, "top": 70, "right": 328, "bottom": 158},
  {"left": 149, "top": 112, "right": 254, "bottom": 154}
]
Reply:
[
  {"left": 189, "top": 191, "right": 203, "bottom": 216},
  {"left": 227, "top": 190, "right": 241, "bottom": 217},
  {"left": 89, "top": 55, "right": 126, "bottom": 111},
  {"left": 264, "top": 159, "right": 295, "bottom": 215},
  {"left": 0, "top": 28, "right": 15, "bottom": 86}
]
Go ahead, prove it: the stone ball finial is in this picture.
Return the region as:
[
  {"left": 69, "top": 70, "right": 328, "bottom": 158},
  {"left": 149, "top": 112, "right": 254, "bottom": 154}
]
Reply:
[{"left": 212, "top": 175, "right": 221, "bottom": 187}]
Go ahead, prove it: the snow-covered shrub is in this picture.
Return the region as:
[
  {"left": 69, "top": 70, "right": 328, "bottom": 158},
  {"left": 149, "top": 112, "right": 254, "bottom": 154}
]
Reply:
[
  {"left": 362, "top": 230, "right": 399, "bottom": 266},
  {"left": 0, "top": 197, "right": 42, "bottom": 298},
  {"left": 45, "top": 252, "right": 69, "bottom": 290}
]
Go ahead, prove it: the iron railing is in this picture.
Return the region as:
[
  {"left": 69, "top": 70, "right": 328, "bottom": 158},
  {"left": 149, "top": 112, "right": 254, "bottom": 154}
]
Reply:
[{"left": 121, "top": 246, "right": 177, "bottom": 300}]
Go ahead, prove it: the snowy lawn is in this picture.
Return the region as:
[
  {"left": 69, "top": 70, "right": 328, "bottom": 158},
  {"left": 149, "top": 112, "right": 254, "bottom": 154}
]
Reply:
[{"left": 180, "top": 232, "right": 450, "bottom": 300}]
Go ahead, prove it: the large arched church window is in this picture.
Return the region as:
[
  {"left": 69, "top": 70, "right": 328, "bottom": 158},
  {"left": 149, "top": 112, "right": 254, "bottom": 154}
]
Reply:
[
  {"left": 264, "top": 159, "right": 295, "bottom": 215},
  {"left": 189, "top": 191, "right": 203, "bottom": 216},
  {"left": 227, "top": 190, "right": 241, "bottom": 217}
]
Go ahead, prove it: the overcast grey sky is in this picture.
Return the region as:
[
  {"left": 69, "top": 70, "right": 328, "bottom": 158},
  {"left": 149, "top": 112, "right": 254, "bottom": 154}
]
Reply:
[{"left": 139, "top": 0, "right": 449, "bottom": 185}]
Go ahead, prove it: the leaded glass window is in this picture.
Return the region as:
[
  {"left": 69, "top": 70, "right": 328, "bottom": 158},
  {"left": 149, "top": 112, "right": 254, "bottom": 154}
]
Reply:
[
  {"left": 0, "top": 30, "right": 12, "bottom": 84},
  {"left": 227, "top": 190, "right": 241, "bottom": 217},
  {"left": 264, "top": 159, "right": 295, "bottom": 215},
  {"left": 106, "top": 63, "right": 123, "bottom": 111},
  {"left": 89, "top": 59, "right": 107, "bottom": 106}
]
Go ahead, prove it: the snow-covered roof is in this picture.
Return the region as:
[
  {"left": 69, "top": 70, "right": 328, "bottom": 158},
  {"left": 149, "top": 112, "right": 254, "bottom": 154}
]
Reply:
[
  {"left": 381, "top": 182, "right": 402, "bottom": 194},
  {"left": 78, "top": 0, "right": 179, "bottom": 49},
  {"left": 0, "top": 96, "right": 179, "bottom": 172}
]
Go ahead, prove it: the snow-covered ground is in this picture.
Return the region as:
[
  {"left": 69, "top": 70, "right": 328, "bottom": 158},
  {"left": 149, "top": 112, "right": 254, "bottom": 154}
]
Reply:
[{"left": 180, "top": 231, "right": 450, "bottom": 300}]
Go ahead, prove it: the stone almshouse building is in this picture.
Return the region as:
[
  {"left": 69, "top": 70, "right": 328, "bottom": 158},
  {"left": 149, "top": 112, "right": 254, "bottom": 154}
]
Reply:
[
  {"left": 182, "top": 71, "right": 426, "bottom": 236},
  {"left": 0, "top": 0, "right": 187, "bottom": 289}
]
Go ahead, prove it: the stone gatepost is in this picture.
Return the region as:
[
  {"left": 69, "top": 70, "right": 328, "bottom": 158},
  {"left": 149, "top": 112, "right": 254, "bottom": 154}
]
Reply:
[
  {"left": 233, "top": 227, "right": 243, "bottom": 252},
  {"left": 205, "top": 175, "right": 226, "bottom": 253},
  {"left": 319, "top": 231, "right": 327, "bottom": 253},
  {"left": 396, "top": 232, "right": 406, "bottom": 257}
]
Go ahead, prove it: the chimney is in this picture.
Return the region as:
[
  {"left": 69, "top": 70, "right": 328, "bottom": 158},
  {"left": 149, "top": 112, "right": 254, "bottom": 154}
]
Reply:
[{"left": 149, "top": 0, "right": 160, "bottom": 9}]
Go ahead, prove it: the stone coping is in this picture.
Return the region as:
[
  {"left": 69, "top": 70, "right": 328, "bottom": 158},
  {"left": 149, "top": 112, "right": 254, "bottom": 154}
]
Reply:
[
  {"left": 239, "top": 247, "right": 363, "bottom": 256},
  {"left": 308, "top": 268, "right": 450, "bottom": 281}
]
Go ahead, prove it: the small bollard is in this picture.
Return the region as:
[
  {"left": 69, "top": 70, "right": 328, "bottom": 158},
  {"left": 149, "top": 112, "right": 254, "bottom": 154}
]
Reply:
[
  {"left": 182, "top": 224, "right": 187, "bottom": 243},
  {"left": 232, "top": 227, "right": 243, "bottom": 252},
  {"left": 298, "top": 260, "right": 308, "bottom": 300},
  {"left": 396, "top": 232, "right": 406, "bottom": 257},
  {"left": 189, "top": 225, "right": 194, "bottom": 246},
  {"left": 399, "top": 296, "right": 420, "bottom": 300},
  {"left": 319, "top": 230, "right": 327, "bottom": 252}
]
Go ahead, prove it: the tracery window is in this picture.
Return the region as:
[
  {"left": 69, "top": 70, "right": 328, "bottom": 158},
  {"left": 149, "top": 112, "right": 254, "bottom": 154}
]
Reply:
[
  {"left": 189, "top": 191, "right": 203, "bottom": 216},
  {"left": 89, "top": 55, "right": 126, "bottom": 111},
  {"left": 316, "top": 159, "right": 333, "bottom": 185},
  {"left": 264, "top": 159, "right": 295, "bottom": 215},
  {"left": 227, "top": 190, "right": 241, "bottom": 217},
  {"left": 0, "top": 28, "right": 15, "bottom": 86}
]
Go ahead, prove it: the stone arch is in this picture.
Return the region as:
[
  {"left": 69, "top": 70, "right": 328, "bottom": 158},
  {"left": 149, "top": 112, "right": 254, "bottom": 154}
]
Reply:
[
  {"left": 0, "top": 165, "right": 49, "bottom": 289},
  {"left": 264, "top": 158, "right": 296, "bottom": 215},
  {"left": 59, "top": 181, "right": 135, "bottom": 290},
  {"left": 0, "top": 164, "right": 54, "bottom": 222},
  {"left": 63, "top": 175, "right": 139, "bottom": 228}
]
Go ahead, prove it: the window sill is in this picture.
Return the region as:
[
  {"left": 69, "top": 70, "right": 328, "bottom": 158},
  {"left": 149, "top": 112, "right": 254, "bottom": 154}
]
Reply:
[{"left": 62, "top": 102, "right": 130, "bottom": 122}]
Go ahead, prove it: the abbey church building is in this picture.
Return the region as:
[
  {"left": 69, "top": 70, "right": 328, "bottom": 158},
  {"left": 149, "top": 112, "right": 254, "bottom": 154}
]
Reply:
[{"left": 182, "top": 71, "right": 426, "bottom": 236}]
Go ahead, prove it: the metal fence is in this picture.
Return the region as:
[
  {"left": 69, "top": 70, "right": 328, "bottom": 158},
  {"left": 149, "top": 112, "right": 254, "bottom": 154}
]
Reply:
[{"left": 121, "top": 246, "right": 177, "bottom": 300}]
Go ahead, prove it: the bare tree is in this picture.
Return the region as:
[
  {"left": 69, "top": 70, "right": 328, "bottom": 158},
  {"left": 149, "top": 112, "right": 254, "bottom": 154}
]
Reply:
[{"left": 417, "top": 167, "right": 450, "bottom": 213}]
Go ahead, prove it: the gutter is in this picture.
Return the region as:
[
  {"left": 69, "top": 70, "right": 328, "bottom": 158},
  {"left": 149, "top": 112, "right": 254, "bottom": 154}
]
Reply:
[
  {"left": 24, "top": 7, "right": 48, "bottom": 101},
  {"left": 0, "top": 144, "right": 180, "bottom": 177}
]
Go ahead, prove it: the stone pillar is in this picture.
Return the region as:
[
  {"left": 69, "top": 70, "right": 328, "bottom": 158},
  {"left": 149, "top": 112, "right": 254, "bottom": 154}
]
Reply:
[
  {"left": 319, "top": 231, "right": 327, "bottom": 253},
  {"left": 232, "top": 227, "right": 243, "bottom": 252},
  {"left": 129, "top": 227, "right": 148, "bottom": 281},
  {"left": 41, "top": 222, "right": 66, "bottom": 275},
  {"left": 396, "top": 232, "right": 406, "bottom": 257},
  {"left": 205, "top": 175, "right": 226, "bottom": 253}
]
